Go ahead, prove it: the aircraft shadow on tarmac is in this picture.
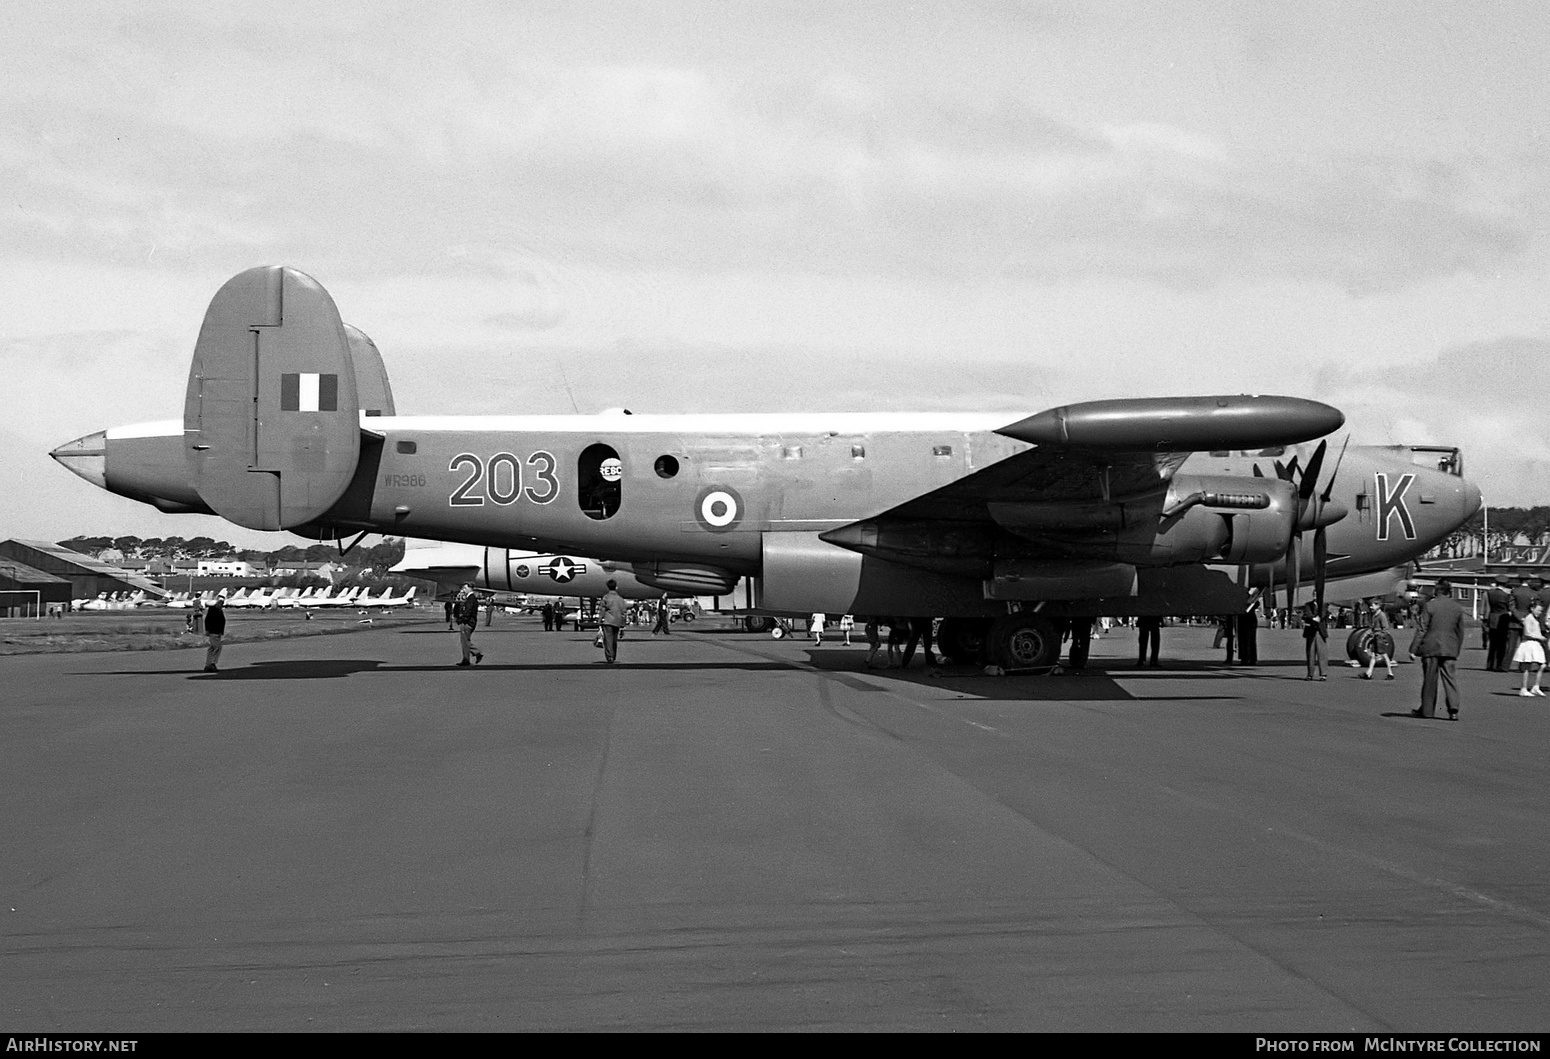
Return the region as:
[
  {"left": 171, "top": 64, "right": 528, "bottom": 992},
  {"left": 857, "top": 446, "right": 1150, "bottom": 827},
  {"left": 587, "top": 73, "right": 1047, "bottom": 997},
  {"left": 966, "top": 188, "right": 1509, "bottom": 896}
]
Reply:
[{"left": 799, "top": 651, "right": 1245, "bottom": 703}]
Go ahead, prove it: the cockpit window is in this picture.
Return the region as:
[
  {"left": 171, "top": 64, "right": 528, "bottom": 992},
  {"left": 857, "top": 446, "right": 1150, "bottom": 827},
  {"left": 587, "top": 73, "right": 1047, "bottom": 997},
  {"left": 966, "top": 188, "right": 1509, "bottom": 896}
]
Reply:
[{"left": 1410, "top": 446, "right": 1463, "bottom": 477}]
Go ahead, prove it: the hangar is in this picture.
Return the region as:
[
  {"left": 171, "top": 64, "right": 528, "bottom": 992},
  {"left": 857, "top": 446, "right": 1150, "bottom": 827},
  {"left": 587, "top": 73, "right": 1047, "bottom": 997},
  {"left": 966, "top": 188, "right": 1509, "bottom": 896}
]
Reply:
[
  {"left": 0, "top": 540, "right": 168, "bottom": 603},
  {"left": 0, "top": 559, "right": 72, "bottom": 617}
]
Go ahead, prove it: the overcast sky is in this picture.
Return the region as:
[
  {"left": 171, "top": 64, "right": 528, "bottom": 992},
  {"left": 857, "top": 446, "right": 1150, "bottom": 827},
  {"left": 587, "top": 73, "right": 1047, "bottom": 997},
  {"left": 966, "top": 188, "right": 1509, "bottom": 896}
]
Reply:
[{"left": 5, "top": 0, "right": 1547, "bottom": 549}]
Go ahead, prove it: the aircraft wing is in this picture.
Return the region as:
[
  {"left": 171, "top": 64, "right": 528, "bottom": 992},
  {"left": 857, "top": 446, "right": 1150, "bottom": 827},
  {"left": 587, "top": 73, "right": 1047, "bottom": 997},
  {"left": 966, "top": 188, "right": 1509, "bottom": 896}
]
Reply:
[
  {"left": 875, "top": 395, "right": 1340, "bottom": 522},
  {"left": 820, "top": 396, "right": 1343, "bottom": 566},
  {"left": 876, "top": 446, "right": 1188, "bottom": 522}
]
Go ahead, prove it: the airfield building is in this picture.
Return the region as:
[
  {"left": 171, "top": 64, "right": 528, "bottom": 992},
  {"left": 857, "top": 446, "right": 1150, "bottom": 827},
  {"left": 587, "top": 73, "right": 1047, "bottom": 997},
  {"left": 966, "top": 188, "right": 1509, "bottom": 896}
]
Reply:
[
  {"left": 0, "top": 559, "right": 73, "bottom": 616},
  {"left": 0, "top": 540, "right": 168, "bottom": 602}
]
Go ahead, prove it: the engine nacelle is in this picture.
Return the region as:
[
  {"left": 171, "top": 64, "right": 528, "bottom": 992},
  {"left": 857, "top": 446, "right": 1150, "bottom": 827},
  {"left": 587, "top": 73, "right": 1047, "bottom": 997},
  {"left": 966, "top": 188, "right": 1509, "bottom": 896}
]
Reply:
[
  {"left": 1153, "top": 475, "right": 1297, "bottom": 565},
  {"left": 630, "top": 562, "right": 739, "bottom": 595}
]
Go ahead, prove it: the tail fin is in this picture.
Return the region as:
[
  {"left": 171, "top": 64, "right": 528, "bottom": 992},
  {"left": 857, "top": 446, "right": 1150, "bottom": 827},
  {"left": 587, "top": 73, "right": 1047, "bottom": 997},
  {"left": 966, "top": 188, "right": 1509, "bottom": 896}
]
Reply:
[
  {"left": 184, "top": 266, "right": 361, "bottom": 530},
  {"left": 345, "top": 324, "right": 396, "bottom": 417}
]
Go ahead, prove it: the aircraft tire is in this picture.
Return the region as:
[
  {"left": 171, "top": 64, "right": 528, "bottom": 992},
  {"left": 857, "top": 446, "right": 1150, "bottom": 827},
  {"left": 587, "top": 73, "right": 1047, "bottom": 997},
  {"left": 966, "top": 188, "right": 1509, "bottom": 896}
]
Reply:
[
  {"left": 990, "top": 613, "right": 1060, "bottom": 671},
  {"left": 771, "top": 625, "right": 786, "bottom": 639},
  {"left": 1345, "top": 627, "right": 1374, "bottom": 661},
  {"left": 937, "top": 617, "right": 994, "bottom": 666}
]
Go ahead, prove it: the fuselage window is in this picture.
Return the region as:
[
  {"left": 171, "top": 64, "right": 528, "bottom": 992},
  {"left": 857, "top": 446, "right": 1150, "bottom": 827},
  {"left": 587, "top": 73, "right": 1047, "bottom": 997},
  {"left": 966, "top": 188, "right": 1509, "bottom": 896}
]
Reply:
[
  {"left": 932, "top": 445, "right": 953, "bottom": 457},
  {"left": 579, "top": 443, "right": 622, "bottom": 520},
  {"left": 395, "top": 440, "right": 417, "bottom": 455},
  {"left": 654, "top": 454, "right": 680, "bottom": 479}
]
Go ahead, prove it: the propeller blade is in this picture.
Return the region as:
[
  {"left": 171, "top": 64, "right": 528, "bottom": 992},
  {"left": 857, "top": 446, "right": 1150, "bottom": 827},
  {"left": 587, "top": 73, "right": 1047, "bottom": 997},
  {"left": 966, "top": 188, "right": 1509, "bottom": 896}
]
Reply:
[
  {"left": 1287, "top": 533, "right": 1302, "bottom": 610},
  {"left": 1314, "top": 525, "right": 1328, "bottom": 617},
  {"left": 1299, "top": 439, "right": 1328, "bottom": 501},
  {"left": 1320, "top": 436, "right": 1351, "bottom": 504}
]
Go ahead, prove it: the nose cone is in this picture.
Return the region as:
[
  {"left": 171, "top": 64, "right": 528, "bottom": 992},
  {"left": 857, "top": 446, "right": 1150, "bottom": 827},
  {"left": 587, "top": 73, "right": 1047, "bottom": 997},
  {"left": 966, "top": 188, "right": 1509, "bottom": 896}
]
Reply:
[
  {"left": 51, "top": 431, "right": 108, "bottom": 490},
  {"left": 1462, "top": 477, "right": 1483, "bottom": 523}
]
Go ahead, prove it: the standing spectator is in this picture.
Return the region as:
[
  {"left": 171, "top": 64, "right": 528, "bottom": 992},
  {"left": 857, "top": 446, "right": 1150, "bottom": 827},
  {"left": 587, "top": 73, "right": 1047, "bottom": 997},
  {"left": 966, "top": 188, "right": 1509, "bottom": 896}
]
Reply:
[
  {"left": 1302, "top": 601, "right": 1328, "bottom": 680},
  {"left": 1362, "top": 601, "right": 1396, "bottom": 680},
  {"left": 1506, "top": 576, "right": 1536, "bottom": 664},
  {"left": 1514, "top": 600, "right": 1547, "bottom": 697},
  {"left": 809, "top": 612, "right": 827, "bottom": 645},
  {"left": 453, "top": 585, "right": 483, "bottom": 667},
  {"left": 202, "top": 595, "right": 226, "bottom": 673},
  {"left": 191, "top": 596, "right": 204, "bottom": 635},
  {"left": 838, "top": 614, "right": 854, "bottom": 646},
  {"left": 1485, "top": 577, "right": 1512, "bottom": 671},
  {"left": 1137, "top": 615, "right": 1161, "bottom": 668},
  {"left": 444, "top": 598, "right": 454, "bottom": 631},
  {"left": 1066, "top": 618, "right": 1091, "bottom": 670},
  {"left": 864, "top": 619, "right": 885, "bottom": 668},
  {"left": 886, "top": 619, "right": 908, "bottom": 668},
  {"left": 901, "top": 617, "right": 938, "bottom": 668},
  {"left": 1236, "top": 603, "right": 1259, "bottom": 666},
  {"left": 1409, "top": 579, "right": 1466, "bottom": 720},
  {"left": 653, "top": 594, "right": 672, "bottom": 635},
  {"left": 541, "top": 602, "right": 554, "bottom": 632},
  {"left": 1216, "top": 614, "right": 1236, "bottom": 664},
  {"left": 599, "top": 580, "right": 628, "bottom": 663}
]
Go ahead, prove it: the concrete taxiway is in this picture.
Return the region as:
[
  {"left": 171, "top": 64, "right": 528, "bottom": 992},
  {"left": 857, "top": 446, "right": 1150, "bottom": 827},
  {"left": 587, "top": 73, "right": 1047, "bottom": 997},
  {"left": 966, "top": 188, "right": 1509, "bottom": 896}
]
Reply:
[{"left": 2, "top": 618, "right": 1548, "bottom": 1031}]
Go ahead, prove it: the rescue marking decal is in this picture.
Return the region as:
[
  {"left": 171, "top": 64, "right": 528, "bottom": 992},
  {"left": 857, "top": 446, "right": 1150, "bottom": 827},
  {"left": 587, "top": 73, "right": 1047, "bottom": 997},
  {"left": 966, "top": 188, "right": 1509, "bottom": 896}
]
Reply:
[
  {"left": 1374, "top": 472, "right": 1416, "bottom": 541},
  {"left": 696, "top": 487, "right": 743, "bottom": 532},
  {"left": 447, "top": 451, "right": 561, "bottom": 508}
]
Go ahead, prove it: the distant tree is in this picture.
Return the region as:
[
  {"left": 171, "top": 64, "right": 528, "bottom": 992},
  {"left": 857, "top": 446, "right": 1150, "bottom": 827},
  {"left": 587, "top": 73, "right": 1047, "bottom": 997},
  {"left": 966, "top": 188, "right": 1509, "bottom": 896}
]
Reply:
[{"left": 111, "top": 536, "right": 141, "bottom": 556}]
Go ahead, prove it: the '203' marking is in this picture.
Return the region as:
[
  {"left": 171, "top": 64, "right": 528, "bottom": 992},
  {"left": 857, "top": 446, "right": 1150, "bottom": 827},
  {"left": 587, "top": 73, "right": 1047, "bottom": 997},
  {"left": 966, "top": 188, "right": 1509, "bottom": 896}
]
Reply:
[{"left": 448, "top": 451, "right": 559, "bottom": 507}]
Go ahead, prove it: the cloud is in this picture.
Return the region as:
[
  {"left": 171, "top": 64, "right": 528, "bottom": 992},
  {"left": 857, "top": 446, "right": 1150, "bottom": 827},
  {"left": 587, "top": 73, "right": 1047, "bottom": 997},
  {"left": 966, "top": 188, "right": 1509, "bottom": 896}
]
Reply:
[
  {"left": 1315, "top": 337, "right": 1550, "bottom": 507},
  {"left": 3, "top": 12, "right": 1542, "bottom": 293}
]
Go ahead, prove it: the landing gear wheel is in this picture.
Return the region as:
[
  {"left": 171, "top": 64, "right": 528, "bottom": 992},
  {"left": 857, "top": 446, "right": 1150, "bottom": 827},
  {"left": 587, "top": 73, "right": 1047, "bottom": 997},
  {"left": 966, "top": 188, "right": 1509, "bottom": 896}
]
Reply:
[
  {"left": 771, "top": 625, "right": 786, "bottom": 639},
  {"left": 937, "top": 618, "right": 993, "bottom": 665},
  {"left": 990, "top": 613, "right": 1060, "bottom": 670},
  {"left": 1346, "top": 627, "right": 1376, "bottom": 666}
]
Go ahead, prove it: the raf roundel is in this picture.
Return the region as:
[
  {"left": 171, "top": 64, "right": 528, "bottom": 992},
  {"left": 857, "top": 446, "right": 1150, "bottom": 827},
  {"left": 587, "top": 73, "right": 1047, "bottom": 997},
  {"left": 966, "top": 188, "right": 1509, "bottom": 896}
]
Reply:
[{"left": 695, "top": 487, "right": 743, "bottom": 532}]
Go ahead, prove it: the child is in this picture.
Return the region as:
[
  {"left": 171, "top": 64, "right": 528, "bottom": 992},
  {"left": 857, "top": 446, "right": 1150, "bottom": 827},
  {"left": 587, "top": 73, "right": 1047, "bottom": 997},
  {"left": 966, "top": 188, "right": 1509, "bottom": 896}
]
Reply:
[
  {"left": 1362, "top": 601, "right": 1396, "bottom": 680},
  {"left": 1514, "top": 601, "right": 1546, "bottom": 697}
]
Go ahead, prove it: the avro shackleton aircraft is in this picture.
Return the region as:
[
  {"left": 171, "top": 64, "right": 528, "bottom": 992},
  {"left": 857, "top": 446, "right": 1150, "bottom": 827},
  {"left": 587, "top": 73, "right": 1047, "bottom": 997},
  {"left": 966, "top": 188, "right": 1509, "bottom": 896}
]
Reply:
[{"left": 51, "top": 267, "right": 1481, "bottom": 669}]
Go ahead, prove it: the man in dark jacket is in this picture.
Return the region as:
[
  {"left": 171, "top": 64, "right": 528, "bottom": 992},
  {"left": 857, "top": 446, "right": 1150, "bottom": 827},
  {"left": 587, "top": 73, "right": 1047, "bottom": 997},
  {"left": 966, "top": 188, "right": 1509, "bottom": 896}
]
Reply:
[
  {"left": 599, "top": 581, "right": 628, "bottom": 664},
  {"left": 1485, "top": 577, "right": 1513, "bottom": 671},
  {"left": 453, "top": 585, "right": 483, "bottom": 667},
  {"left": 203, "top": 595, "right": 227, "bottom": 672},
  {"left": 1409, "top": 580, "right": 1467, "bottom": 719}
]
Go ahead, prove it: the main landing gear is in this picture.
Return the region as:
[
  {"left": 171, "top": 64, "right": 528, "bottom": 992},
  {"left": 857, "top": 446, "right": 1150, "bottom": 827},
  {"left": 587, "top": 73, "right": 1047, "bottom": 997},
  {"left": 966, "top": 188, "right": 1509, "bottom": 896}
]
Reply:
[{"left": 937, "top": 614, "right": 1062, "bottom": 671}]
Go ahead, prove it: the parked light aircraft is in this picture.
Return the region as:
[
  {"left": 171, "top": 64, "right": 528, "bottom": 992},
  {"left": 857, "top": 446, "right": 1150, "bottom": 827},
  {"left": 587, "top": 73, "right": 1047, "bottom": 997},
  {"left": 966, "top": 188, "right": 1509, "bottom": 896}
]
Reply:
[{"left": 51, "top": 266, "right": 1481, "bottom": 669}]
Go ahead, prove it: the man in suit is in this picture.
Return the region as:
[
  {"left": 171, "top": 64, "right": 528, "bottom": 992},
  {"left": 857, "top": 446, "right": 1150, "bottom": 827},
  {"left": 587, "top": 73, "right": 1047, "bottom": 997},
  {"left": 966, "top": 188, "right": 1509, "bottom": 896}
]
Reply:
[
  {"left": 1485, "top": 577, "right": 1513, "bottom": 671},
  {"left": 1409, "top": 579, "right": 1467, "bottom": 720}
]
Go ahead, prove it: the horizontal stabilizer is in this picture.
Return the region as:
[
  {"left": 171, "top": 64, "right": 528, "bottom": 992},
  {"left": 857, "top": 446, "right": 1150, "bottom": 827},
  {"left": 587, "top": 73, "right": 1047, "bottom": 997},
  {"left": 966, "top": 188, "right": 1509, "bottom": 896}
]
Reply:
[{"left": 1000, "top": 396, "right": 1343, "bottom": 451}]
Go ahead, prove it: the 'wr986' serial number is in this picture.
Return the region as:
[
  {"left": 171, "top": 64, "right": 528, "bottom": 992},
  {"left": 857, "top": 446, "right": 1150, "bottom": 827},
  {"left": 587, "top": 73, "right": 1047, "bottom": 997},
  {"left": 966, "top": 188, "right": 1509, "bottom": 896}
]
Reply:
[{"left": 382, "top": 474, "right": 427, "bottom": 488}]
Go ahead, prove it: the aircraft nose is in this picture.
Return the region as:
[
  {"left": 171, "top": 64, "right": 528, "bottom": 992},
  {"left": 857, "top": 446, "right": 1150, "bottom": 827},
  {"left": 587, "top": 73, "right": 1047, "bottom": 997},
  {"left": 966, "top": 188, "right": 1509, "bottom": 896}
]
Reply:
[
  {"left": 51, "top": 431, "right": 108, "bottom": 490},
  {"left": 1462, "top": 476, "right": 1483, "bottom": 522}
]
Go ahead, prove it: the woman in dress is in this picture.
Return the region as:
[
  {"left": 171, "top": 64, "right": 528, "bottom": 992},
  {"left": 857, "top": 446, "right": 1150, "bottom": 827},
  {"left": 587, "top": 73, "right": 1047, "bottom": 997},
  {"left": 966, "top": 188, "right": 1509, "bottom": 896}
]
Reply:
[{"left": 1513, "top": 600, "right": 1546, "bottom": 697}]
